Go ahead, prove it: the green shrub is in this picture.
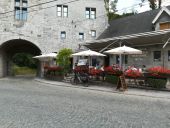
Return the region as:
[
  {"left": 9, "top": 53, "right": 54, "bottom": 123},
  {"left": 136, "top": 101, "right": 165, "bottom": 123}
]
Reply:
[
  {"left": 56, "top": 48, "right": 73, "bottom": 74},
  {"left": 105, "top": 75, "right": 118, "bottom": 84},
  {"left": 13, "top": 65, "right": 36, "bottom": 75},
  {"left": 12, "top": 53, "right": 37, "bottom": 68},
  {"left": 147, "top": 77, "right": 167, "bottom": 89}
]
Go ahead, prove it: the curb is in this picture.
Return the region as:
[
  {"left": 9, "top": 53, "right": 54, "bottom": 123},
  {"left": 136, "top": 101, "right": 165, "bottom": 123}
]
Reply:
[{"left": 35, "top": 78, "right": 170, "bottom": 100}]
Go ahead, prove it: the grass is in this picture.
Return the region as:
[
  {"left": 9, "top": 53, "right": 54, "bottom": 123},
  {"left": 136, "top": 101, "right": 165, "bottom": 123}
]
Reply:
[{"left": 13, "top": 65, "right": 37, "bottom": 76}]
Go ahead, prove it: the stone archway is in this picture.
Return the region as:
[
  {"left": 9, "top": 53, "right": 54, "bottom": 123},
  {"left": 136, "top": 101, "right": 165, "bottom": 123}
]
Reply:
[{"left": 0, "top": 39, "right": 41, "bottom": 77}]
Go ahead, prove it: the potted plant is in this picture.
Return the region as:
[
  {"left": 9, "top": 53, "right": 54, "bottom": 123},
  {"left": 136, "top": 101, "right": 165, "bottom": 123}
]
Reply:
[
  {"left": 56, "top": 48, "right": 73, "bottom": 76},
  {"left": 146, "top": 66, "right": 169, "bottom": 88}
]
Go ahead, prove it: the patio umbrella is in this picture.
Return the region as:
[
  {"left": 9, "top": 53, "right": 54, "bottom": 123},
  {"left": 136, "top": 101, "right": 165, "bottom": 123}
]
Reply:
[
  {"left": 33, "top": 53, "right": 57, "bottom": 61},
  {"left": 72, "top": 50, "right": 106, "bottom": 66},
  {"left": 104, "top": 45, "right": 142, "bottom": 55},
  {"left": 104, "top": 45, "right": 142, "bottom": 69},
  {"left": 72, "top": 50, "right": 106, "bottom": 57}
]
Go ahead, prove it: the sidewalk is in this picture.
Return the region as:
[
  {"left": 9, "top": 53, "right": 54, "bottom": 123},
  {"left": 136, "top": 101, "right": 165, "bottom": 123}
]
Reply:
[{"left": 35, "top": 78, "right": 170, "bottom": 99}]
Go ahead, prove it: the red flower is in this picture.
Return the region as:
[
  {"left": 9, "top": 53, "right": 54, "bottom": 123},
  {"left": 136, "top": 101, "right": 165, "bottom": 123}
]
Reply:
[
  {"left": 89, "top": 68, "right": 102, "bottom": 76},
  {"left": 44, "top": 66, "right": 63, "bottom": 72},
  {"left": 147, "top": 66, "right": 170, "bottom": 78},
  {"left": 74, "top": 66, "right": 88, "bottom": 73},
  {"left": 125, "top": 69, "right": 142, "bottom": 78},
  {"left": 104, "top": 66, "right": 122, "bottom": 76}
]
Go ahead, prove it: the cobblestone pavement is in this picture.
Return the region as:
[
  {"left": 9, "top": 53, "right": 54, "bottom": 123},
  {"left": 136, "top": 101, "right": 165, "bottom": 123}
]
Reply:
[{"left": 0, "top": 77, "right": 170, "bottom": 128}]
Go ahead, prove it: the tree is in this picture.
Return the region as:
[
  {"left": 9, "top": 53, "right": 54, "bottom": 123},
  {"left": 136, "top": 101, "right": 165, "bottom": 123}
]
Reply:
[
  {"left": 12, "top": 53, "right": 37, "bottom": 68},
  {"left": 141, "top": 0, "right": 162, "bottom": 10},
  {"left": 110, "top": 0, "right": 118, "bottom": 12},
  {"left": 104, "top": 0, "right": 118, "bottom": 21},
  {"left": 56, "top": 48, "right": 73, "bottom": 74}
]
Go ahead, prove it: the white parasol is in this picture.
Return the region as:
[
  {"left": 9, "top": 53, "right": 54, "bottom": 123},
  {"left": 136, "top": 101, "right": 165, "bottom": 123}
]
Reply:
[
  {"left": 33, "top": 53, "right": 57, "bottom": 61},
  {"left": 72, "top": 50, "right": 106, "bottom": 57},
  {"left": 105, "top": 45, "right": 142, "bottom": 70},
  {"left": 72, "top": 50, "right": 106, "bottom": 66},
  {"left": 104, "top": 45, "right": 142, "bottom": 55}
]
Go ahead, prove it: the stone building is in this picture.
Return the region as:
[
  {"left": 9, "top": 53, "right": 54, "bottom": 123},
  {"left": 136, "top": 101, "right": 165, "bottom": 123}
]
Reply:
[
  {"left": 84, "top": 6, "right": 170, "bottom": 69},
  {"left": 0, "top": 0, "right": 108, "bottom": 77}
]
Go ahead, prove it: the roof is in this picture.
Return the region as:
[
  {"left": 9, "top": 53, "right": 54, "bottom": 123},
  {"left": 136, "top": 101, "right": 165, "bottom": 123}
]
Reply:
[
  {"left": 97, "top": 6, "right": 170, "bottom": 40},
  {"left": 152, "top": 6, "right": 170, "bottom": 24}
]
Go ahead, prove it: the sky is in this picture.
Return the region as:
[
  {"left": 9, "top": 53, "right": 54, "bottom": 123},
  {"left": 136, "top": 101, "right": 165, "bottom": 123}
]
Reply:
[{"left": 116, "top": 0, "right": 170, "bottom": 14}]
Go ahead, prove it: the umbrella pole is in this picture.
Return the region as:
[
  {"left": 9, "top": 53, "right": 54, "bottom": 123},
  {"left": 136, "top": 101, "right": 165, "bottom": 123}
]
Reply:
[
  {"left": 119, "top": 54, "right": 122, "bottom": 69},
  {"left": 123, "top": 54, "right": 125, "bottom": 71}
]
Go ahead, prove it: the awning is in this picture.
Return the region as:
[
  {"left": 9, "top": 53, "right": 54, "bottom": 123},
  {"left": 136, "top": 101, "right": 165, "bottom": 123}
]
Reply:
[{"left": 83, "top": 29, "right": 170, "bottom": 51}]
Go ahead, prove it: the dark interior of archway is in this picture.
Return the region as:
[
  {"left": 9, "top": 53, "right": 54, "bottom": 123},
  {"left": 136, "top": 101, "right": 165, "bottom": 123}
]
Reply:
[
  {"left": 1, "top": 39, "right": 41, "bottom": 56},
  {"left": 0, "top": 39, "right": 41, "bottom": 76}
]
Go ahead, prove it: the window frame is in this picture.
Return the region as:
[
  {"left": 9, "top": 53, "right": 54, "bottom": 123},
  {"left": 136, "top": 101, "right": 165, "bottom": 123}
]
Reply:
[
  {"left": 85, "top": 7, "right": 96, "bottom": 19},
  {"left": 61, "top": 31, "right": 66, "bottom": 39},
  {"left": 57, "top": 5, "right": 68, "bottom": 17},
  {"left": 168, "top": 50, "right": 170, "bottom": 61},
  {"left": 79, "top": 32, "right": 84, "bottom": 40},
  {"left": 57, "top": 5, "right": 62, "bottom": 17},
  {"left": 63, "top": 5, "right": 68, "bottom": 17},
  {"left": 153, "top": 51, "right": 161, "bottom": 61},
  {"left": 14, "top": 0, "right": 28, "bottom": 21},
  {"left": 91, "top": 8, "right": 96, "bottom": 19},
  {"left": 91, "top": 30, "right": 96, "bottom": 37},
  {"left": 116, "top": 55, "right": 128, "bottom": 64}
]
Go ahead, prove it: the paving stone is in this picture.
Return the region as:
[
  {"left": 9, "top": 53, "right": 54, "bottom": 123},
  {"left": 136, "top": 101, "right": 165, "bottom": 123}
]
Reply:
[{"left": 0, "top": 77, "right": 170, "bottom": 128}]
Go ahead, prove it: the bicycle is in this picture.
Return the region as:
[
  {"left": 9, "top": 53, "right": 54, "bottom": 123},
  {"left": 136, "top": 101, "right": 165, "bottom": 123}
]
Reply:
[{"left": 70, "top": 71, "right": 89, "bottom": 87}]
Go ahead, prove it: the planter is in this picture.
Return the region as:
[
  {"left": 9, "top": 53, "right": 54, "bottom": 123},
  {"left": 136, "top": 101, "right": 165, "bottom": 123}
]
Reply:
[
  {"left": 146, "top": 77, "right": 167, "bottom": 89},
  {"left": 45, "top": 75, "right": 64, "bottom": 81},
  {"left": 105, "top": 75, "right": 119, "bottom": 84},
  {"left": 158, "top": 73, "right": 170, "bottom": 78}
]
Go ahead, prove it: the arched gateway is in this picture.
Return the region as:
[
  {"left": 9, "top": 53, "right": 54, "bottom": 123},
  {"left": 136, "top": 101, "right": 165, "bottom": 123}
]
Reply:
[{"left": 0, "top": 39, "right": 41, "bottom": 77}]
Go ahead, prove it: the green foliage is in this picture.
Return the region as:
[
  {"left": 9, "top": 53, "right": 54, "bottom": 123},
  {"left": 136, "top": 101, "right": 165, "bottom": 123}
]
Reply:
[
  {"left": 56, "top": 48, "right": 73, "bottom": 74},
  {"left": 110, "top": 0, "right": 118, "bottom": 12},
  {"left": 13, "top": 65, "right": 36, "bottom": 75},
  {"left": 12, "top": 53, "right": 37, "bottom": 69},
  {"left": 104, "top": 0, "right": 118, "bottom": 21},
  {"left": 141, "top": 0, "right": 162, "bottom": 10},
  {"left": 147, "top": 77, "right": 167, "bottom": 88},
  {"left": 105, "top": 75, "right": 119, "bottom": 84},
  {"left": 107, "top": 12, "right": 136, "bottom": 21}
]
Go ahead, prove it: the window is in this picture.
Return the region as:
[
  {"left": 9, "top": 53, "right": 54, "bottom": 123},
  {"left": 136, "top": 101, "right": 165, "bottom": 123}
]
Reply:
[
  {"left": 61, "top": 31, "right": 66, "bottom": 39},
  {"left": 79, "top": 33, "right": 84, "bottom": 40},
  {"left": 22, "top": 8, "right": 27, "bottom": 20},
  {"left": 63, "top": 6, "right": 68, "bottom": 17},
  {"left": 15, "top": 0, "right": 20, "bottom": 6},
  {"left": 14, "top": 0, "right": 27, "bottom": 21},
  {"left": 85, "top": 8, "right": 90, "bottom": 19},
  {"left": 86, "top": 7, "right": 96, "bottom": 19},
  {"left": 168, "top": 51, "right": 170, "bottom": 61},
  {"left": 57, "top": 5, "right": 62, "bottom": 17},
  {"left": 116, "top": 55, "right": 128, "bottom": 64},
  {"left": 91, "top": 8, "right": 96, "bottom": 19},
  {"left": 160, "top": 22, "right": 170, "bottom": 30},
  {"left": 15, "top": 7, "right": 20, "bottom": 20},
  {"left": 57, "top": 5, "right": 68, "bottom": 17},
  {"left": 22, "top": 0, "right": 28, "bottom": 7},
  {"left": 153, "top": 51, "right": 161, "bottom": 61},
  {"left": 91, "top": 30, "right": 96, "bottom": 37}
]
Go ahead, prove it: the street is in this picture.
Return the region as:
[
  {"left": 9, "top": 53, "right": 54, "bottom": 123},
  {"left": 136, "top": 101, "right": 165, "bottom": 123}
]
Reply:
[{"left": 0, "top": 77, "right": 170, "bottom": 128}]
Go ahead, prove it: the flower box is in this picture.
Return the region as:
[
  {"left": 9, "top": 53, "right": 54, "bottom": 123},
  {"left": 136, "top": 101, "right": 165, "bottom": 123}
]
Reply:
[
  {"left": 105, "top": 75, "right": 119, "bottom": 84},
  {"left": 146, "top": 77, "right": 167, "bottom": 89},
  {"left": 45, "top": 75, "right": 64, "bottom": 81}
]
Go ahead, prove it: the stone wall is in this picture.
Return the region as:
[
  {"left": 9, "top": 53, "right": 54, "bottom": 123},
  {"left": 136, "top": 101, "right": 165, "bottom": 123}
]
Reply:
[
  {"left": 0, "top": 0, "right": 108, "bottom": 77},
  {"left": 0, "top": 0, "right": 107, "bottom": 53}
]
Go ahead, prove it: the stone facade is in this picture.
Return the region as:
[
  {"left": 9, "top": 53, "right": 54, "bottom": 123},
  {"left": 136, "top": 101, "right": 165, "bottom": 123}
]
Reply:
[{"left": 0, "top": 0, "right": 108, "bottom": 77}]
